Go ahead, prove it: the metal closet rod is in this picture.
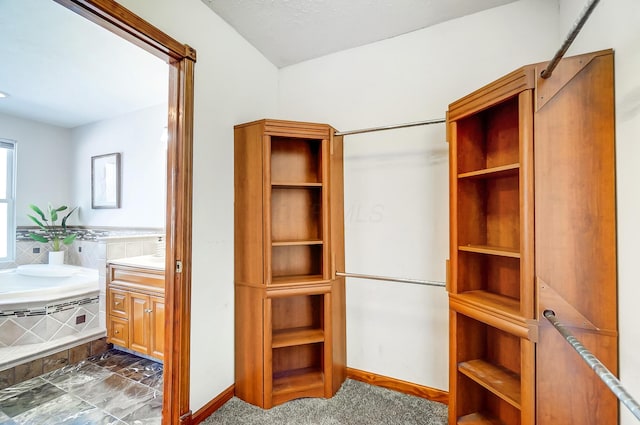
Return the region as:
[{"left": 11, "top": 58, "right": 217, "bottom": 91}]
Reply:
[
  {"left": 540, "top": 0, "right": 601, "bottom": 79},
  {"left": 334, "top": 118, "right": 445, "bottom": 136},
  {"left": 543, "top": 310, "right": 640, "bottom": 421},
  {"left": 336, "top": 271, "right": 446, "bottom": 288}
]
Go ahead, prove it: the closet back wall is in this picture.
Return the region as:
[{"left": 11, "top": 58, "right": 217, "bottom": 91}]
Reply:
[{"left": 278, "top": 0, "right": 558, "bottom": 391}]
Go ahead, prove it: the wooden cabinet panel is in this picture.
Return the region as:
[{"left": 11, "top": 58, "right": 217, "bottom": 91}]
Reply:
[
  {"left": 129, "top": 293, "right": 150, "bottom": 354},
  {"left": 108, "top": 316, "right": 129, "bottom": 347},
  {"left": 108, "top": 288, "right": 129, "bottom": 318},
  {"left": 533, "top": 50, "right": 617, "bottom": 425},
  {"left": 149, "top": 296, "right": 165, "bottom": 360}
]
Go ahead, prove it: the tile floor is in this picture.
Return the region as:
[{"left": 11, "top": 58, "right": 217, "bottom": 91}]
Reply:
[{"left": 0, "top": 349, "right": 163, "bottom": 425}]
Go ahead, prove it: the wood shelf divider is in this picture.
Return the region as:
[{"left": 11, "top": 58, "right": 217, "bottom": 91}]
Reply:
[
  {"left": 458, "top": 245, "right": 520, "bottom": 258},
  {"left": 458, "top": 359, "right": 521, "bottom": 409},
  {"left": 272, "top": 182, "right": 323, "bottom": 187},
  {"left": 458, "top": 163, "right": 520, "bottom": 179},
  {"left": 272, "top": 240, "right": 324, "bottom": 246},
  {"left": 272, "top": 327, "right": 324, "bottom": 348},
  {"left": 458, "top": 412, "right": 505, "bottom": 425}
]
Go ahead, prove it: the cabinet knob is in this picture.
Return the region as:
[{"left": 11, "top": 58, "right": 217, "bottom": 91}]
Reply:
[
  {"left": 114, "top": 330, "right": 120, "bottom": 334},
  {"left": 145, "top": 309, "right": 153, "bottom": 313},
  {"left": 114, "top": 301, "right": 121, "bottom": 306}
]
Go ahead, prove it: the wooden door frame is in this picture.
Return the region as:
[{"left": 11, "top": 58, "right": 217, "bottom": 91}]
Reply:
[{"left": 52, "top": 1, "right": 195, "bottom": 424}]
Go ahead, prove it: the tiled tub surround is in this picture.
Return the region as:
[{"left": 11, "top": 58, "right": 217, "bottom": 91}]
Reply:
[
  {"left": 0, "top": 265, "right": 100, "bottom": 369},
  {"left": 0, "top": 349, "right": 163, "bottom": 424},
  {"left": 1, "top": 228, "right": 164, "bottom": 385},
  {"left": 0, "top": 294, "right": 100, "bottom": 348}
]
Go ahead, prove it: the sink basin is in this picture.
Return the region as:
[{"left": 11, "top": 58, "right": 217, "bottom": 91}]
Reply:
[{"left": 109, "top": 255, "right": 166, "bottom": 270}]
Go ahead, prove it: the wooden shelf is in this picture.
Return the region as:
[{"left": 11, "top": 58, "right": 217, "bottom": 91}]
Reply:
[
  {"left": 272, "top": 367, "right": 324, "bottom": 396},
  {"left": 458, "top": 359, "right": 521, "bottom": 409},
  {"left": 459, "top": 245, "right": 520, "bottom": 258},
  {"left": 272, "top": 182, "right": 323, "bottom": 188},
  {"left": 458, "top": 163, "right": 519, "bottom": 179},
  {"left": 272, "top": 239, "right": 323, "bottom": 246},
  {"left": 454, "top": 290, "right": 521, "bottom": 321},
  {"left": 272, "top": 327, "right": 324, "bottom": 348},
  {"left": 270, "top": 274, "right": 325, "bottom": 285},
  {"left": 458, "top": 412, "right": 505, "bottom": 425}
]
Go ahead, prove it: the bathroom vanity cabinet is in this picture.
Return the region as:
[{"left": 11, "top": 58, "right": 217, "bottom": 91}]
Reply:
[
  {"left": 234, "top": 119, "right": 346, "bottom": 408},
  {"left": 106, "top": 260, "right": 165, "bottom": 361},
  {"left": 447, "top": 50, "right": 617, "bottom": 425}
]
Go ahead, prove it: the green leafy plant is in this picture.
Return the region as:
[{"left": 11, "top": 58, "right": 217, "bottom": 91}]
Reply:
[{"left": 27, "top": 204, "right": 78, "bottom": 251}]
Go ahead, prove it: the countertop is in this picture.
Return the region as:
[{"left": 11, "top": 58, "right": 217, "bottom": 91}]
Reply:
[{"left": 108, "top": 255, "right": 166, "bottom": 271}]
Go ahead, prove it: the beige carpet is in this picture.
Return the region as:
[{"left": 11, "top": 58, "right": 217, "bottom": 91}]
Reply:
[{"left": 202, "top": 379, "right": 447, "bottom": 425}]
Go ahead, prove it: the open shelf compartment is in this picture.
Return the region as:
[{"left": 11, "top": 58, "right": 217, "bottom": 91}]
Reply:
[
  {"left": 272, "top": 343, "right": 325, "bottom": 405},
  {"left": 271, "top": 187, "right": 323, "bottom": 242},
  {"left": 271, "top": 245, "right": 323, "bottom": 282},
  {"left": 453, "top": 312, "right": 523, "bottom": 425},
  {"left": 270, "top": 294, "right": 326, "bottom": 404},
  {"left": 457, "top": 174, "right": 520, "bottom": 252},
  {"left": 271, "top": 136, "right": 323, "bottom": 184},
  {"left": 455, "top": 96, "right": 520, "bottom": 175},
  {"left": 271, "top": 294, "right": 325, "bottom": 343},
  {"left": 456, "top": 251, "right": 520, "bottom": 303}
]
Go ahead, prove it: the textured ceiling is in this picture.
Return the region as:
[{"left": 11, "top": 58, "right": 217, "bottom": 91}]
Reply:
[{"left": 201, "top": 0, "right": 519, "bottom": 68}]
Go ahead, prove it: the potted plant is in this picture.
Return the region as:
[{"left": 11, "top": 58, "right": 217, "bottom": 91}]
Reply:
[{"left": 27, "top": 204, "right": 78, "bottom": 265}]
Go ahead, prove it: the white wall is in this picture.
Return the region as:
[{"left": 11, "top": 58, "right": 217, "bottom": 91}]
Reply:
[
  {"left": 278, "top": 0, "right": 559, "bottom": 391},
  {"left": 114, "top": 0, "right": 278, "bottom": 411},
  {"left": 71, "top": 104, "right": 168, "bottom": 228},
  {"left": 0, "top": 112, "right": 74, "bottom": 226},
  {"left": 557, "top": 1, "right": 640, "bottom": 424}
]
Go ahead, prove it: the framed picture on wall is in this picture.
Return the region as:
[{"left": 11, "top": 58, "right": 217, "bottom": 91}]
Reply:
[{"left": 91, "top": 152, "right": 121, "bottom": 209}]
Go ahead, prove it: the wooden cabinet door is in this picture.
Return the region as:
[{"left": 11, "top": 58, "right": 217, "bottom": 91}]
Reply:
[
  {"left": 108, "top": 288, "right": 129, "bottom": 318},
  {"left": 149, "top": 295, "right": 165, "bottom": 360},
  {"left": 130, "top": 293, "right": 150, "bottom": 354},
  {"left": 108, "top": 316, "right": 129, "bottom": 347}
]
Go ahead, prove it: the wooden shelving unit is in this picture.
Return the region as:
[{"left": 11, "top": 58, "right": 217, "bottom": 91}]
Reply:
[
  {"left": 447, "top": 50, "right": 618, "bottom": 425},
  {"left": 234, "top": 119, "right": 346, "bottom": 409}
]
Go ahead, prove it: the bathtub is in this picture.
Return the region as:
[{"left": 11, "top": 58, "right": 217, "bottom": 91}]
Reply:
[
  {"left": 1, "top": 264, "right": 98, "bottom": 305},
  {"left": 0, "top": 264, "right": 101, "bottom": 351}
]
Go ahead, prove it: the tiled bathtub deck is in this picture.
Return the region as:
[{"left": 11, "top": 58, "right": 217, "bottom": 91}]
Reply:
[{"left": 0, "top": 349, "right": 163, "bottom": 424}]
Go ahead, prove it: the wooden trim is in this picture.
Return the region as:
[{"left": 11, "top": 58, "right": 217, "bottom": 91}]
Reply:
[
  {"left": 191, "top": 385, "right": 236, "bottom": 425},
  {"left": 52, "top": 2, "right": 195, "bottom": 425},
  {"left": 449, "top": 295, "right": 533, "bottom": 340},
  {"left": 447, "top": 67, "right": 535, "bottom": 121},
  {"left": 346, "top": 367, "right": 449, "bottom": 405},
  {"left": 165, "top": 56, "right": 195, "bottom": 424},
  {"left": 235, "top": 118, "right": 333, "bottom": 139},
  {"left": 52, "top": 0, "right": 196, "bottom": 61}
]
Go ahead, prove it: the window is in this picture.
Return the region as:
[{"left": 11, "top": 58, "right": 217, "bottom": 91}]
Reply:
[{"left": 0, "top": 140, "right": 16, "bottom": 261}]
